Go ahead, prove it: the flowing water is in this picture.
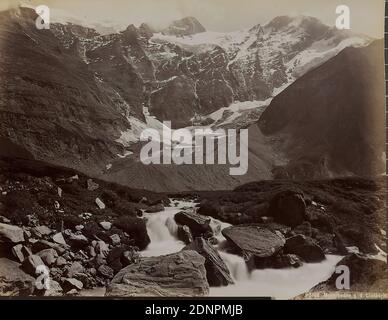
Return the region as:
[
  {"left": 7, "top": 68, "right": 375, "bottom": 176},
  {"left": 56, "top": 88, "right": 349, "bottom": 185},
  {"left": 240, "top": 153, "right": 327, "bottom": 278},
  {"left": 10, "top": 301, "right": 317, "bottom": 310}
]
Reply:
[{"left": 142, "top": 200, "right": 343, "bottom": 300}]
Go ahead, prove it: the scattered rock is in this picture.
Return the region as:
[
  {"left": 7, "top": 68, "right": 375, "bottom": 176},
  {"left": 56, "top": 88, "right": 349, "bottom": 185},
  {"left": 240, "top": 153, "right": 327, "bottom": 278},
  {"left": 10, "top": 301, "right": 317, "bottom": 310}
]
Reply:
[
  {"left": 95, "top": 240, "right": 109, "bottom": 257},
  {"left": 23, "top": 229, "right": 32, "bottom": 239},
  {"left": 57, "top": 187, "right": 62, "bottom": 198},
  {"left": 87, "top": 246, "right": 96, "bottom": 258},
  {"left": 22, "top": 255, "right": 46, "bottom": 276},
  {"left": 54, "top": 201, "right": 60, "bottom": 210},
  {"left": 145, "top": 203, "right": 164, "bottom": 213},
  {"left": 0, "top": 258, "right": 35, "bottom": 296},
  {"left": 0, "top": 223, "right": 25, "bottom": 243},
  {"left": 122, "top": 249, "right": 140, "bottom": 266},
  {"left": 109, "top": 234, "right": 121, "bottom": 246},
  {"left": 52, "top": 232, "right": 67, "bottom": 246},
  {"left": 62, "top": 278, "right": 84, "bottom": 292},
  {"left": 222, "top": 225, "right": 285, "bottom": 260},
  {"left": 12, "top": 244, "right": 26, "bottom": 263},
  {"left": 314, "top": 232, "right": 336, "bottom": 253},
  {"left": 67, "top": 261, "right": 84, "bottom": 278},
  {"left": 65, "top": 289, "right": 79, "bottom": 296},
  {"left": 0, "top": 216, "right": 11, "bottom": 224},
  {"left": 252, "top": 253, "right": 303, "bottom": 269},
  {"left": 44, "top": 280, "right": 63, "bottom": 296},
  {"left": 139, "top": 196, "right": 148, "bottom": 204},
  {"left": 98, "top": 265, "right": 114, "bottom": 279},
  {"left": 62, "top": 251, "right": 74, "bottom": 261},
  {"left": 174, "top": 211, "right": 212, "bottom": 237},
  {"left": 75, "top": 225, "right": 84, "bottom": 231},
  {"left": 106, "top": 251, "right": 208, "bottom": 297},
  {"left": 87, "top": 179, "right": 99, "bottom": 191},
  {"left": 79, "top": 212, "right": 93, "bottom": 220},
  {"left": 113, "top": 216, "right": 150, "bottom": 250},
  {"left": 106, "top": 247, "right": 125, "bottom": 272},
  {"left": 183, "top": 237, "right": 233, "bottom": 286},
  {"left": 92, "top": 254, "right": 107, "bottom": 268},
  {"left": 284, "top": 235, "right": 325, "bottom": 262},
  {"left": 56, "top": 256, "right": 67, "bottom": 267},
  {"left": 95, "top": 198, "right": 106, "bottom": 210},
  {"left": 177, "top": 225, "right": 193, "bottom": 244},
  {"left": 292, "top": 222, "right": 312, "bottom": 237},
  {"left": 269, "top": 191, "right": 306, "bottom": 227},
  {"left": 37, "top": 249, "right": 58, "bottom": 266},
  {"left": 99, "top": 221, "right": 112, "bottom": 231},
  {"left": 276, "top": 254, "right": 303, "bottom": 269},
  {"left": 32, "top": 225, "right": 52, "bottom": 238},
  {"left": 32, "top": 240, "right": 68, "bottom": 255},
  {"left": 68, "top": 234, "right": 89, "bottom": 249}
]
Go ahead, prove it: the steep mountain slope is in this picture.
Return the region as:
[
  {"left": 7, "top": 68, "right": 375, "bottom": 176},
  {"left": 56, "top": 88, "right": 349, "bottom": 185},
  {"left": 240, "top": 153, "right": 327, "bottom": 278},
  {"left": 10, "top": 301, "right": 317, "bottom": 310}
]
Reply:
[
  {"left": 0, "top": 8, "right": 130, "bottom": 175},
  {"left": 258, "top": 40, "right": 385, "bottom": 179}
]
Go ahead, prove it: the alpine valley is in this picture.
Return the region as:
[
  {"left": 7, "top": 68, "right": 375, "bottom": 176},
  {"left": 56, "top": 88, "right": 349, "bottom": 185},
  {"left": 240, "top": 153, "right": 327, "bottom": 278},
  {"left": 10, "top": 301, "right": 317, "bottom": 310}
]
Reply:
[{"left": 0, "top": 7, "right": 383, "bottom": 192}]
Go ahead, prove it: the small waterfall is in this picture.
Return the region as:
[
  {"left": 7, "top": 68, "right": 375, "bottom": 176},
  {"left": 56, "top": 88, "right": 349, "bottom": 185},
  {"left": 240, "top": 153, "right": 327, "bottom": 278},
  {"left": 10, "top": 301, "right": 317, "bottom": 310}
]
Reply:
[
  {"left": 165, "top": 216, "right": 179, "bottom": 238},
  {"left": 146, "top": 213, "right": 178, "bottom": 243},
  {"left": 141, "top": 199, "right": 343, "bottom": 299},
  {"left": 141, "top": 202, "right": 188, "bottom": 257},
  {"left": 219, "top": 251, "right": 250, "bottom": 281},
  {"left": 209, "top": 255, "right": 343, "bottom": 299}
]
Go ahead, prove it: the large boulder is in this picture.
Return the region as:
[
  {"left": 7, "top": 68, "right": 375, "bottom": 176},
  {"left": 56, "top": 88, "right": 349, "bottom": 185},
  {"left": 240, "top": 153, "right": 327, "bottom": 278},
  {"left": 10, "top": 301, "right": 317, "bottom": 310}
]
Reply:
[
  {"left": 0, "top": 223, "right": 25, "bottom": 244},
  {"left": 244, "top": 203, "right": 269, "bottom": 218},
  {"left": 113, "top": 216, "right": 150, "bottom": 250},
  {"left": 37, "top": 249, "right": 58, "bottom": 266},
  {"left": 62, "top": 278, "right": 84, "bottom": 292},
  {"left": 183, "top": 237, "right": 233, "bottom": 286},
  {"left": 107, "top": 246, "right": 138, "bottom": 273},
  {"left": 106, "top": 251, "right": 209, "bottom": 297},
  {"left": 222, "top": 225, "right": 285, "bottom": 260},
  {"left": 31, "top": 240, "right": 69, "bottom": 255},
  {"left": 32, "top": 225, "right": 52, "bottom": 238},
  {"left": 22, "top": 255, "right": 46, "bottom": 277},
  {"left": 177, "top": 225, "right": 193, "bottom": 244},
  {"left": 310, "top": 253, "right": 388, "bottom": 294},
  {"left": 197, "top": 199, "right": 220, "bottom": 218},
  {"left": 0, "top": 258, "right": 35, "bottom": 296},
  {"left": 284, "top": 235, "right": 325, "bottom": 262},
  {"left": 68, "top": 234, "right": 89, "bottom": 249},
  {"left": 174, "top": 211, "right": 212, "bottom": 237},
  {"left": 145, "top": 203, "right": 164, "bottom": 213},
  {"left": 269, "top": 191, "right": 306, "bottom": 227},
  {"left": 251, "top": 253, "right": 303, "bottom": 270}
]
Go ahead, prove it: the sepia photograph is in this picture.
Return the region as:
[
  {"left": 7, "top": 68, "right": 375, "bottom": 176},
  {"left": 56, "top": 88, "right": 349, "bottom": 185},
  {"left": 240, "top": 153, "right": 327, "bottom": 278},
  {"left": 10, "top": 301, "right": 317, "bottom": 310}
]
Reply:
[{"left": 0, "top": 0, "right": 386, "bottom": 302}]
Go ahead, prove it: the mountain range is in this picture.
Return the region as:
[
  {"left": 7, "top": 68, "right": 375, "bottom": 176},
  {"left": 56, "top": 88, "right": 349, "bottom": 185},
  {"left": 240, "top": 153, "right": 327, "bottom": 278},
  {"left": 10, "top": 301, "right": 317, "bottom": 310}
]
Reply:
[{"left": 0, "top": 7, "right": 384, "bottom": 191}]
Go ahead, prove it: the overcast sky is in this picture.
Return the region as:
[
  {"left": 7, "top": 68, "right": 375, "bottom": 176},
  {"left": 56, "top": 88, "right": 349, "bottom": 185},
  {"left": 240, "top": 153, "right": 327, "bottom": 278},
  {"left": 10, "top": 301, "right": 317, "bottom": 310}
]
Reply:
[{"left": 6, "top": 0, "right": 385, "bottom": 37}]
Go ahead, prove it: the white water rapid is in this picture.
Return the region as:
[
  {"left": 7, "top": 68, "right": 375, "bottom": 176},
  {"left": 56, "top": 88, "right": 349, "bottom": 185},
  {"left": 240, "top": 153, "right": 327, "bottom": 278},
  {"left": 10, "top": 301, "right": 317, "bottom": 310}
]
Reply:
[{"left": 142, "top": 200, "right": 343, "bottom": 300}]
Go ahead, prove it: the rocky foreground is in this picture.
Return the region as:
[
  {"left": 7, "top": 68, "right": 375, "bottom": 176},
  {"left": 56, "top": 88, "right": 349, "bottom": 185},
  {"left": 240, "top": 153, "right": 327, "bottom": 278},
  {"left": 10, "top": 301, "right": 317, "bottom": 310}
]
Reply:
[{"left": 0, "top": 157, "right": 386, "bottom": 297}]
